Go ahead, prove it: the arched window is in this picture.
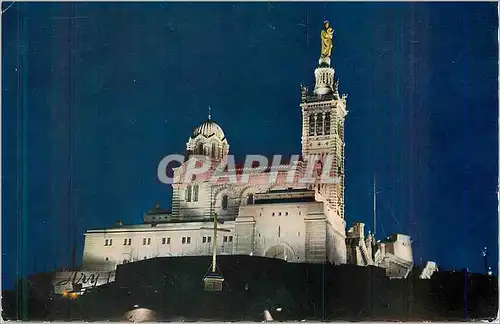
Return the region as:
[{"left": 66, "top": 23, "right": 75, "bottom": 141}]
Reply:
[
  {"left": 196, "top": 143, "right": 204, "bottom": 155},
  {"left": 186, "top": 185, "right": 192, "bottom": 202},
  {"left": 324, "top": 112, "right": 331, "bottom": 135},
  {"left": 211, "top": 143, "right": 217, "bottom": 158},
  {"left": 316, "top": 113, "right": 323, "bottom": 135},
  {"left": 247, "top": 194, "right": 254, "bottom": 205},
  {"left": 193, "top": 185, "right": 199, "bottom": 202},
  {"left": 309, "top": 114, "right": 315, "bottom": 136},
  {"left": 221, "top": 195, "right": 228, "bottom": 210}
]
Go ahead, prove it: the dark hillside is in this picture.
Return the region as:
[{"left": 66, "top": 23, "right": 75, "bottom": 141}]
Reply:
[{"left": 2, "top": 256, "right": 497, "bottom": 321}]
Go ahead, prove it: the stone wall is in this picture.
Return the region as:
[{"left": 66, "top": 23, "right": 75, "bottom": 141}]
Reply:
[{"left": 81, "top": 222, "right": 236, "bottom": 271}]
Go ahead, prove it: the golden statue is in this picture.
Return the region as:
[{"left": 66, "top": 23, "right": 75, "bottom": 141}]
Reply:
[{"left": 321, "top": 21, "right": 334, "bottom": 58}]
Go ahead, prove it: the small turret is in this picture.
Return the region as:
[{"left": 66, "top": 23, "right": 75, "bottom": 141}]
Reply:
[
  {"left": 347, "top": 222, "right": 365, "bottom": 239},
  {"left": 300, "top": 84, "right": 308, "bottom": 101},
  {"left": 365, "top": 231, "right": 373, "bottom": 258}
]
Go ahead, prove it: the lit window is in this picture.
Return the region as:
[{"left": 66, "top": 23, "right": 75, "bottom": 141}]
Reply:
[
  {"left": 309, "top": 114, "right": 315, "bottom": 136},
  {"left": 193, "top": 185, "right": 199, "bottom": 202},
  {"left": 324, "top": 112, "right": 331, "bottom": 135},
  {"left": 316, "top": 113, "right": 323, "bottom": 135},
  {"left": 196, "top": 142, "right": 203, "bottom": 155},
  {"left": 211, "top": 143, "right": 217, "bottom": 158},
  {"left": 222, "top": 195, "right": 228, "bottom": 210}
]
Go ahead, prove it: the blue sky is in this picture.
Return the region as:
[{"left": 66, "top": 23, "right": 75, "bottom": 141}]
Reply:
[{"left": 2, "top": 2, "right": 498, "bottom": 289}]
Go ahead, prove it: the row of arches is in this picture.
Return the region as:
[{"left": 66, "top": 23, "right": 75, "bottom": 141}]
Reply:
[
  {"left": 317, "top": 70, "right": 333, "bottom": 85},
  {"left": 192, "top": 142, "right": 225, "bottom": 159},
  {"left": 309, "top": 112, "right": 331, "bottom": 136}
]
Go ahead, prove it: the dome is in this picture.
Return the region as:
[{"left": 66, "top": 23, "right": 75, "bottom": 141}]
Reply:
[
  {"left": 187, "top": 118, "right": 229, "bottom": 159},
  {"left": 191, "top": 120, "right": 226, "bottom": 141}
]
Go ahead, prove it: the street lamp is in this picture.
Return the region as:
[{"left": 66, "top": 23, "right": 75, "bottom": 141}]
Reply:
[
  {"left": 201, "top": 210, "right": 229, "bottom": 292},
  {"left": 481, "top": 246, "right": 489, "bottom": 274}
]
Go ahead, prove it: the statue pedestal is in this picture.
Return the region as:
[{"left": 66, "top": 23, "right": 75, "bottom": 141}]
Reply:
[
  {"left": 203, "top": 272, "right": 224, "bottom": 292},
  {"left": 318, "top": 56, "right": 331, "bottom": 67}
]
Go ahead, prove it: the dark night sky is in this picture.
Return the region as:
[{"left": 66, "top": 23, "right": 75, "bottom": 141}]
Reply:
[{"left": 2, "top": 2, "right": 498, "bottom": 290}]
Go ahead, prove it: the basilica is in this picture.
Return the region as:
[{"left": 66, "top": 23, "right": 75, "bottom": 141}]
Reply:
[{"left": 53, "top": 22, "right": 414, "bottom": 294}]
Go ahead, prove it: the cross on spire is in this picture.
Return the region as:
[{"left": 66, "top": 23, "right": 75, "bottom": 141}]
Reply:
[{"left": 208, "top": 105, "right": 212, "bottom": 120}]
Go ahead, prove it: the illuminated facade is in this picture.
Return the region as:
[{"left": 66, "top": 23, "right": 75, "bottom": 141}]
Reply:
[{"left": 53, "top": 22, "right": 414, "bottom": 294}]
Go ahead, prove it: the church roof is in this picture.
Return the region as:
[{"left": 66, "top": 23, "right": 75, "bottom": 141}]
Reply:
[
  {"left": 146, "top": 208, "right": 172, "bottom": 215},
  {"left": 146, "top": 204, "right": 171, "bottom": 215},
  {"left": 177, "top": 154, "right": 304, "bottom": 174},
  {"left": 254, "top": 188, "right": 315, "bottom": 204},
  {"left": 254, "top": 196, "right": 315, "bottom": 204},
  {"left": 230, "top": 155, "right": 305, "bottom": 174}
]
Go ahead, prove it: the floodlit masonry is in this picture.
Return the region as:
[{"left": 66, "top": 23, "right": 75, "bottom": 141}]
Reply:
[
  {"left": 53, "top": 21, "right": 414, "bottom": 294},
  {"left": 157, "top": 154, "right": 342, "bottom": 185}
]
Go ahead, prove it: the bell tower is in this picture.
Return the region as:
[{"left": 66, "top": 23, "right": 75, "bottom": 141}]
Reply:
[{"left": 300, "top": 21, "right": 348, "bottom": 220}]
